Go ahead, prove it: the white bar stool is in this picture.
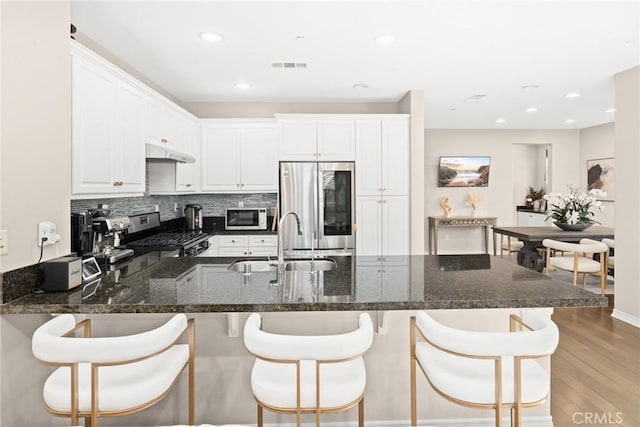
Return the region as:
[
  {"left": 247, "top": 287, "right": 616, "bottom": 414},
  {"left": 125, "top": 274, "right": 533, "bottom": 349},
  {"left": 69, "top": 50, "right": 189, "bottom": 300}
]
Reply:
[
  {"left": 243, "top": 313, "right": 374, "bottom": 427},
  {"left": 32, "top": 314, "right": 195, "bottom": 427},
  {"left": 410, "top": 311, "right": 559, "bottom": 427}
]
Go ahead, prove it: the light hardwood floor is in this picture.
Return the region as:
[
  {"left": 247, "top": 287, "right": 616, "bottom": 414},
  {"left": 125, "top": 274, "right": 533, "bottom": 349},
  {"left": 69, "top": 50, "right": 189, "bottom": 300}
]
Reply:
[{"left": 551, "top": 299, "right": 640, "bottom": 427}]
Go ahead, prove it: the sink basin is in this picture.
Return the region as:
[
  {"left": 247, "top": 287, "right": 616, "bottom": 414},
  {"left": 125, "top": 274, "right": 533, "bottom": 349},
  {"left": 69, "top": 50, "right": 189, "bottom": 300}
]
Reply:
[
  {"left": 284, "top": 258, "right": 337, "bottom": 272},
  {"left": 227, "top": 258, "right": 337, "bottom": 273},
  {"left": 227, "top": 260, "right": 277, "bottom": 273}
]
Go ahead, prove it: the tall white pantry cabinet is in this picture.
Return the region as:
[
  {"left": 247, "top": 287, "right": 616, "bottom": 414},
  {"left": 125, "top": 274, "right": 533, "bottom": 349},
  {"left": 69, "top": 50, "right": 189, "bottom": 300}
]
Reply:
[{"left": 355, "top": 118, "right": 410, "bottom": 259}]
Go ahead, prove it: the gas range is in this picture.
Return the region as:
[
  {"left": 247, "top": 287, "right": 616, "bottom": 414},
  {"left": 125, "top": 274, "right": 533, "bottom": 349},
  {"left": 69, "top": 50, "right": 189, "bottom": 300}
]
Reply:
[
  {"left": 127, "top": 231, "right": 209, "bottom": 257},
  {"left": 125, "top": 212, "right": 209, "bottom": 257}
]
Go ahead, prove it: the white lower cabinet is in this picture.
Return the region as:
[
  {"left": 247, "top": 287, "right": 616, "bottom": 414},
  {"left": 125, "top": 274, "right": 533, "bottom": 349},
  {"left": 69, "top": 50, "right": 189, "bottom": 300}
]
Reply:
[
  {"left": 355, "top": 261, "right": 409, "bottom": 302},
  {"left": 356, "top": 195, "right": 409, "bottom": 258},
  {"left": 517, "top": 211, "right": 550, "bottom": 226},
  {"left": 208, "top": 234, "right": 277, "bottom": 257}
]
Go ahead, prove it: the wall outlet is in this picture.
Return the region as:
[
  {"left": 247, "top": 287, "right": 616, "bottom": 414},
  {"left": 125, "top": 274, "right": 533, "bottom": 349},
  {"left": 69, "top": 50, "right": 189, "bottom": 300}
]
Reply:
[
  {"left": 238, "top": 201, "right": 244, "bottom": 208},
  {"left": 0, "top": 229, "right": 8, "bottom": 255},
  {"left": 38, "top": 221, "right": 57, "bottom": 247}
]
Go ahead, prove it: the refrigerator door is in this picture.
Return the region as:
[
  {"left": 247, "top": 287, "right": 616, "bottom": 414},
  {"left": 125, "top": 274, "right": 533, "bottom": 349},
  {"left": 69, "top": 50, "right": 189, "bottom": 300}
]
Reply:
[
  {"left": 279, "top": 162, "right": 317, "bottom": 251},
  {"left": 318, "top": 162, "right": 354, "bottom": 250}
]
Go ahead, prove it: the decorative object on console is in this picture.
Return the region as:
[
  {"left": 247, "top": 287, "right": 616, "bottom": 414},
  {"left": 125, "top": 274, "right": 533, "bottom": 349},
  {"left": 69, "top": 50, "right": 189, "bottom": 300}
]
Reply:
[
  {"left": 544, "top": 185, "right": 606, "bottom": 230},
  {"left": 466, "top": 190, "right": 481, "bottom": 217},
  {"left": 587, "top": 158, "right": 615, "bottom": 201},
  {"left": 526, "top": 186, "right": 545, "bottom": 211},
  {"left": 440, "top": 196, "right": 452, "bottom": 218},
  {"left": 438, "top": 156, "right": 490, "bottom": 187}
]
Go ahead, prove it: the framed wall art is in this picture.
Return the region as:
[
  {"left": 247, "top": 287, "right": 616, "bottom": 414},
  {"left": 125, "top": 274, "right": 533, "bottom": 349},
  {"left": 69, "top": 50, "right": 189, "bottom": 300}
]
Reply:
[{"left": 587, "top": 157, "right": 615, "bottom": 201}]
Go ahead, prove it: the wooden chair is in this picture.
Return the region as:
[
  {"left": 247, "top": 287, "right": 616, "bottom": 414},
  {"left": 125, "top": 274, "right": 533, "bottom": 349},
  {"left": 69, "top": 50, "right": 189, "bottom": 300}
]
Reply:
[
  {"left": 243, "top": 313, "right": 374, "bottom": 427},
  {"left": 500, "top": 235, "right": 524, "bottom": 259},
  {"left": 32, "top": 314, "right": 195, "bottom": 427},
  {"left": 602, "top": 238, "right": 615, "bottom": 276},
  {"left": 410, "top": 310, "right": 559, "bottom": 427},
  {"left": 542, "top": 238, "right": 608, "bottom": 295}
]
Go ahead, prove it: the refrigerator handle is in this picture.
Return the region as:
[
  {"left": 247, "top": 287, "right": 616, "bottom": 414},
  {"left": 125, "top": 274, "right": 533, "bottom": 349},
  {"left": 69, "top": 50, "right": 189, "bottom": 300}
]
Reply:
[{"left": 314, "top": 164, "right": 319, "bottom": 245}]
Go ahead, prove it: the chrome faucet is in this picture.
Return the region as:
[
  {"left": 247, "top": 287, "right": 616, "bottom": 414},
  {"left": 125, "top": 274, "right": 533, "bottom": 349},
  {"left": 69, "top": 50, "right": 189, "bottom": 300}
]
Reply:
[{"left": 275, "top": 211, "right": 303, "bottom": 285}]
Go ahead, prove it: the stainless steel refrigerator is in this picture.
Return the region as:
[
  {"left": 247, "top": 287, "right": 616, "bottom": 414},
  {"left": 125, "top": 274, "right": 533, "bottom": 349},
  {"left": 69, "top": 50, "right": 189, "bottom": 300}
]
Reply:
[{"left": 279, "top": 161, "right": 355, "bottom": 255}]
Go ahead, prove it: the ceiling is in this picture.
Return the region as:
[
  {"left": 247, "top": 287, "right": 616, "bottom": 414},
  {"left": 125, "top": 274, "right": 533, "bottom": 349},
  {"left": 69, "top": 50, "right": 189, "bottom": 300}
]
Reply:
[{"left": 71, "top": 1, "right": 639, "bottom": 129}]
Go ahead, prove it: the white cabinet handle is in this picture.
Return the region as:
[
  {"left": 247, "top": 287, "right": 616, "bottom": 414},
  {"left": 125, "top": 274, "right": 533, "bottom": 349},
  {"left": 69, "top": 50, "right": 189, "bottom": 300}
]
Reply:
[{"left": 161, "top": 138, "right": 168, "bottom": 143}]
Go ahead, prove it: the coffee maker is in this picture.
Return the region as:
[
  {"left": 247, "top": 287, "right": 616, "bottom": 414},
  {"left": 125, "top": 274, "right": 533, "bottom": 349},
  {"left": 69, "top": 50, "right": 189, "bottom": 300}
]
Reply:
[
  {"left": 92, "top": 216, "right": 134, "bottom": 264},
  {"left": 71, "top": 211, "right": 95, "bottom": 257}
]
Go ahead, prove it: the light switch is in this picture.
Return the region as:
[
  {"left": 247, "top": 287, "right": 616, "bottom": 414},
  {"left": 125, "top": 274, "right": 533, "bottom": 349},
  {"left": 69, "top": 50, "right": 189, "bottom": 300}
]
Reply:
[{"left": 0, "top": 229, "right": 7, "bottom": 255}]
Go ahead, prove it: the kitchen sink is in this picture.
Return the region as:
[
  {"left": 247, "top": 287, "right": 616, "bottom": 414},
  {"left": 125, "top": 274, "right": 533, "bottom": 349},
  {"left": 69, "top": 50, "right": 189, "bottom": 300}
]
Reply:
[
  {"left": 284, "top": 258, "right": 337, "bottom": 272},
  {"left": 227, "top": 258, "right": 337, "bottom": 273},
  {"left": 227, "top": 260, "right": 276, "bottom": 273}
]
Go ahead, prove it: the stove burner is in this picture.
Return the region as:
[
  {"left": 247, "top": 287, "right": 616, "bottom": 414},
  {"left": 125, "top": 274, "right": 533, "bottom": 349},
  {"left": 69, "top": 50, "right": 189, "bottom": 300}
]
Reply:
[{"left": 127, "top": 232, "right": 209, "bottom": 256}]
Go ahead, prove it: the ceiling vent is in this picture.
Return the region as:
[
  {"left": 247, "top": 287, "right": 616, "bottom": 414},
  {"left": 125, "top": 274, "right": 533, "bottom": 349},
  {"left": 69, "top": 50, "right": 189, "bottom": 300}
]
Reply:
[
  {"left": 271, "top": 62, "right": 307, "bottom": 69},
  {"left": 465, "top": 94, "right": 488, "bottom": 102}
]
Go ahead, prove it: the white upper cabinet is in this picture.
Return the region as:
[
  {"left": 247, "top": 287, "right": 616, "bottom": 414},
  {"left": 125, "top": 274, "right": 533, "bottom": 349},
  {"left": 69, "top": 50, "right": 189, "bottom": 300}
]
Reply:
[
  {"left": 356, "top": 117, "right": 409, "bottom": 197},
  {"left": 277, "top": 116, "right": 355, "bottom": 161},
  {"left": 71, "top": 46, "right": 145, "bottom": 196},
  {"left": 201, "top": 121, "right": 277, "bottom": 192}
]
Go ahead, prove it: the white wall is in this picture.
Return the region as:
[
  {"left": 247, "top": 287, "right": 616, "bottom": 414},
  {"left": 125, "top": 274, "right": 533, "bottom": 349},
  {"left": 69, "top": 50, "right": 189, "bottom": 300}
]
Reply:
[
  {"left": 0, "top": 1, "right": 71, "bottom": 273},
  {"left": 613, "top": 66, "right": 640, "bottom": 326},
  {"left": 579, "top": 123, "right": 615, "bottom": 227},
  {"left": 424, "top": 129, "right": 580, "bottom": 254}
]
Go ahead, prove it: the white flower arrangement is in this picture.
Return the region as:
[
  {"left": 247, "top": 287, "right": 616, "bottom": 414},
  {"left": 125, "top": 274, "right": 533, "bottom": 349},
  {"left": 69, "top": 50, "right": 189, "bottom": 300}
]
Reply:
[{"left": 543, "top": 185, "right": 606, "bottom": 225}]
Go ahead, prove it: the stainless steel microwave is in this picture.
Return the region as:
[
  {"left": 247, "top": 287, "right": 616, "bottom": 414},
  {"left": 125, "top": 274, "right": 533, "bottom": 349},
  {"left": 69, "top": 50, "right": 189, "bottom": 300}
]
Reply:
[{"left": 225, "top": 208, "right": 268, "bottom": 230}]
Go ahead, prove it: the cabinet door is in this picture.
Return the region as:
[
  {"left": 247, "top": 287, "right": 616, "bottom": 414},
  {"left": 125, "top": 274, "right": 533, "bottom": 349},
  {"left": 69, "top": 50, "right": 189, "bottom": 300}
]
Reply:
[
  {"left": 317, "top": 119, "right": 355, "bottom": 161},
  {"left": 356, "top": 196, "right": 382, "bottom": 257},
  {"left": 381, "top": 119, "right": 409, "bottom": 196},
  {"left": 71, "top": 54, "right": 118, "bottom": 194},
  {"left": 382, "top": 196, "right": 409, "bottom": 257},
  {"left": 355, "top": 120, "right": 382, "bottom": 196},
  {"left": 201, "top": 125, "right": 241, "bottom": 191},
  {"left": 145, "top": 97, "right": 172, "bottom": 145},
  {"left": 381, "top": 265, "right": 410, "bottom": 301},
  {"left": 241, "top": 125, "right": 278, "bottom": 191},
  {"left": 176, "top": 120, "right": 200, "bottom": 192},
  {"left": 355, "top": 265, "right": 381, "bottom": 301},
  {"left": 115, "top": 81, "right": 145, "bottom": 193},
  {"left": 278, "top": 120, "right": 317, "bottom": 160}
]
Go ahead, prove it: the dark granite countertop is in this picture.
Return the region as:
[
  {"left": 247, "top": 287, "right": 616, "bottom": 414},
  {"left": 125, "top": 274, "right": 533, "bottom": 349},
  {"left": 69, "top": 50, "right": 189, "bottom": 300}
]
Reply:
[{"left": 1, "top": 254, "right": 607, "bottom": 314}]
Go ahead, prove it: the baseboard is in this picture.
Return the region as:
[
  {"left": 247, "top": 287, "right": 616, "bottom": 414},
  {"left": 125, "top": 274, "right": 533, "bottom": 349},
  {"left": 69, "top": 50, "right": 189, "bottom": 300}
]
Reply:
[
  {"left": 612, "top": 309, "right": 640, "bottom": 328},
  {"left": 261, "top": 415, "right": 554, "bottom": 427}
]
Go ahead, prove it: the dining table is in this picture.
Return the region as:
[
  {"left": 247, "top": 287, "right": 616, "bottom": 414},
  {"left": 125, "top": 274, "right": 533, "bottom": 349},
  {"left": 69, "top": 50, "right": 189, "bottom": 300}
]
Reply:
[{"left": 491, "top": 225, "right": 615, "bottom": 272}]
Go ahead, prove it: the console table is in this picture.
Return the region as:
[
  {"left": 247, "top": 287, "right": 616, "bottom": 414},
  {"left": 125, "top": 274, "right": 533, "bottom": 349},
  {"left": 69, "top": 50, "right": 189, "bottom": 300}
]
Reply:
[{"left": 427, "top": 216, "right": 498, "bottom": 255}]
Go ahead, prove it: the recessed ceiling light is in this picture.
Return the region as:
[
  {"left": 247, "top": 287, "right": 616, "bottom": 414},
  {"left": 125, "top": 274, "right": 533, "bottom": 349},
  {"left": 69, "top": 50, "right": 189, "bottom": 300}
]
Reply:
[
  {"left": 449, "top": 107, "right": 457, "bottom": 112},
  {"left": 295, "top": 35, "right": 305, "bottom": 41},
  {"left": 352, "top": 83, "right": 369, "bottom": 90},
  {"left": 565, "top": 119, "right": 576, "bottom": 124},
  {"left": 235, "top": 82, "right": 251, "bottom": 89},
  {"left": 200, "top": 32, "right": 223, "bottom": 43},
  {"left": 605, "top": 108, "right": 616, "bottom": 113},
  {"left": 521, "top": 84, "right": 539, "bottom": 91},
  {"left": 565, "top": 92, "right": 581, "bottom": 99},
  {"left": 496, "top": 118, "right": 506, "bottom": 124},
  {"left": 526, "top": 107, "right": 538, "bottom": 113},
  {"left": 375, "top": 35, "right": 396, "bottom": 44}
]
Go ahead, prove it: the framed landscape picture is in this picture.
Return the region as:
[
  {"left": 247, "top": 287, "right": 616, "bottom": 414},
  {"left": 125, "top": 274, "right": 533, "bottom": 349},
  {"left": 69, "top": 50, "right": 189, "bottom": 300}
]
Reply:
[
  {"left": 438, "top": 156, "right": 491, "bottom": 187},
  {"left": 587, "top": 158, "right": 615, "bottom": 201}
]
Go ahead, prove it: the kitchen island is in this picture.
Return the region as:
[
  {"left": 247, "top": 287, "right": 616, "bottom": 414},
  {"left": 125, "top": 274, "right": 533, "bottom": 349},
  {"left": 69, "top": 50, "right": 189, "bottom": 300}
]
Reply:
[
  {"left": 0, "top": 254, "right": 605, "bottom": 427},
  {"left": 1, "top": 254, "right": 606, "bottom": 314}
]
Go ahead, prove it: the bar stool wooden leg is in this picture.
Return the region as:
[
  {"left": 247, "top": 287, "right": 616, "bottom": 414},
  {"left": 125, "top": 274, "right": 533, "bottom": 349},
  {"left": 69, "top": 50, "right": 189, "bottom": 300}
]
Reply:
[
  {"left": 410, "top": 316, "right": 417, "bottom": 427},
  {"left": 359, "top": 397, "right": 364, "bottom": 427},
  {"left": 257, "top": 404, "right": 263, "bottom": 427}
]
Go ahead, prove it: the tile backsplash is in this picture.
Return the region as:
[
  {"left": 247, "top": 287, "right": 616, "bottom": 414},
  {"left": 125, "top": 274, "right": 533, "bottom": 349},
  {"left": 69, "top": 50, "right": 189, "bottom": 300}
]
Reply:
[{"left": 71, "top": 193, "right": 278, "bottom": 222}]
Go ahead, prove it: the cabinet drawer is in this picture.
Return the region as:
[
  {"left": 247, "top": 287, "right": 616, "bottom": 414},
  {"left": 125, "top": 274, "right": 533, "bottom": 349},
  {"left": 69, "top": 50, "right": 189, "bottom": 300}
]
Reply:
[
  {"left": 218, "top": 235, "right": 249, "bottom": 247},
  {"left": 249, "top": 235, "right": 277, "bottom": 246}
]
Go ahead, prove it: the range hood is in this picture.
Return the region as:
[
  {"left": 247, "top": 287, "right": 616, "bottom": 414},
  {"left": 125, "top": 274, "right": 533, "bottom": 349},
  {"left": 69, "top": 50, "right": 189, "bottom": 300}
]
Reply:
[{"left": 145, "top": 139, "right": 195, "bottom": 164}]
